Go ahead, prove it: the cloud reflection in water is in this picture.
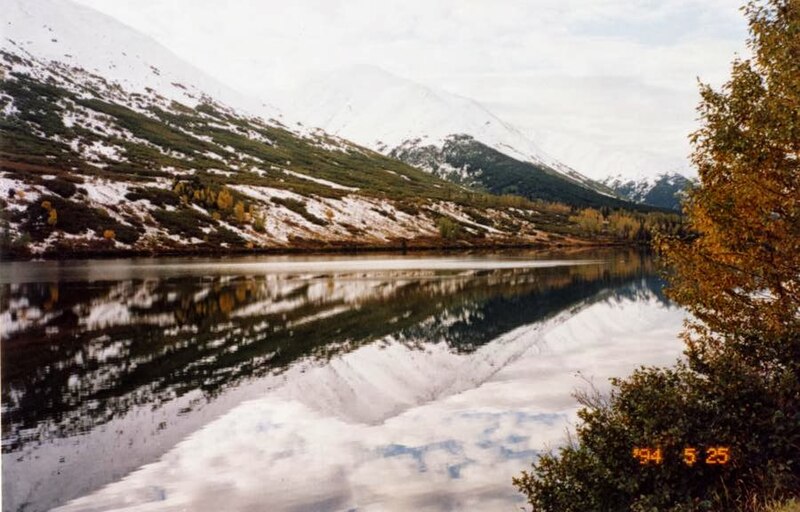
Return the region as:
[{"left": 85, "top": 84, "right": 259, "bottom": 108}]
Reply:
[{"left": 1, "top": 250, "right": 684, "bottom": 512}]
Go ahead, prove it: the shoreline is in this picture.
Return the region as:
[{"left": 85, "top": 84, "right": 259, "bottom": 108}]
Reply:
[{"left": 0, "top": 238, "right": 639, "bottom": 262}]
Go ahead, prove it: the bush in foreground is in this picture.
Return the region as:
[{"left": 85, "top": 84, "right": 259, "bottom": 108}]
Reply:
[{"left": 514, "top": 359, "right": 798, "bottom": 511}]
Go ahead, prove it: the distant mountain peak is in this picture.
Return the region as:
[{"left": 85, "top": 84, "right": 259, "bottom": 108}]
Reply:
[{"left": 602, "top": 172, "right": 694, "bottom": 211}]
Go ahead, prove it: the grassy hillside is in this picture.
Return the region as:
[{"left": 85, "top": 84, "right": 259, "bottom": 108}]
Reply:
[{"left": 0, "top": 49, "right": 678, "bottom": 258}]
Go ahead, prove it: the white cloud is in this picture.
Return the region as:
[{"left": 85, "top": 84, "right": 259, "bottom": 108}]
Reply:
[{"left": 72, "top": 0, "right": 748, "bottom": 178}]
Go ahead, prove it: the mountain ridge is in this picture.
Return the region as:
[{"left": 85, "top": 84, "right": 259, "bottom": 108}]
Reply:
[
  {"left": 285, "top": 65, "right": 617, "bottom": 197},
  {"left": 601, "top": 172, "right": 693, "bottom": 211}
]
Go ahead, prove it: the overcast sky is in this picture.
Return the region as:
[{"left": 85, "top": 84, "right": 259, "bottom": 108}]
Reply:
[{"left": 73, "top": 0, "right": 748, "bottom": 179}]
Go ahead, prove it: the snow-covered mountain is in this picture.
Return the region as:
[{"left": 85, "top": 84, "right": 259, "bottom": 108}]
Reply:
[
  {"left": 601, "top": 172, "right": 693, "bottom": 211},
  {"left": 286, "top": 65, "right": 617, "bottom": 199},
  {"left": 2, "top": 0, "right": 280, "bottom": 121},
  {"left": 289, "top": 66, "right": 548, "bottom": 164},
  {"left": 1, "top": 0, "right": 601, "bottom": 258}
]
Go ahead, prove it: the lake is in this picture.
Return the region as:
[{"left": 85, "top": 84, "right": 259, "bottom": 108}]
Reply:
[{"left": 1, "top": 249, "right": 686, "bottom": 512}]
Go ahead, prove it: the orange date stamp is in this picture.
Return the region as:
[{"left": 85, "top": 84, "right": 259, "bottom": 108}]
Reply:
[{"left": 632, "top": 446, "right": 731, "bottom": 466}]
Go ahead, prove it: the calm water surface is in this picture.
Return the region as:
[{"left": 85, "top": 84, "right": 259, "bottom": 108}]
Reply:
[{"left": 1, "top": 250, "right": 685, "bottom": 512}]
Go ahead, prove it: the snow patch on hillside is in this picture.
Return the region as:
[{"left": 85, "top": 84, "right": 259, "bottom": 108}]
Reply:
[{"left": 282, "top": 169, "right": 359, "bottom": 191}]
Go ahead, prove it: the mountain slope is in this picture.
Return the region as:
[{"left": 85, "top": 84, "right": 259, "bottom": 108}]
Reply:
[
  {"left": 0, "top": 0, "right": 599, "bottom": 257},
  {"left": 285, "top": 65, "right": 622, "bottom": 205},
  {"left": 290, "top": 66, "right": 555, "bottom": 167},
  {"left": 601, "top": 172, "right": 693, "bottom": 211},
  {"left": 2, "top": 0, "right": 279, "bottom": 121},
  {"left": 390, "top": 135, "right": 658, "bottom": 211}
]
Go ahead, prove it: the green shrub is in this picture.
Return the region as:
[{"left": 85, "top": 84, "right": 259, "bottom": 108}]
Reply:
[
  {"left": 77, "top": 98, "right": 212, "bottom": 157},
  {"left": 23, "top": 195, "right": 140, "bottom": 244},
  {"left": 151, "top": 208, "right": 212, "bottom": 240},
  {"left": 436, "top": 216, "right": 462, "bottom": 240},
  {"left": 514, "top": 359, "right": 799, "bottom": 511},
  {"left": 464, "top": 208, "right": 493, "bottom": 227},
  {"left": 252, "top": 213, "right": 266, "bottom": 233},
  {"left": 125, "top": 187, "right": 180, "bottom": 207},
  {"left": 271, "top": 196, "right": 326, "bottom": 226},
  {"left": 43, "top": 177, "right": 78, "bottom": 198},
  {"left": 395, "top": 201, "right": 422, "bottom": 216},
  {"left": 209, "top": 226, "right": 245, "bottom": 245},
  {"left": 151, "top": 207, "right": 244, "bottom": 245},
  {"left": 0, "top": 74, "right": 72, "bottom": 137}
]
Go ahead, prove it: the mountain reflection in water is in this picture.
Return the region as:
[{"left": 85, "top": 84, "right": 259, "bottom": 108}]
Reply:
[{"left": 1, "top": 250, "right": 680, "bottom": 512}]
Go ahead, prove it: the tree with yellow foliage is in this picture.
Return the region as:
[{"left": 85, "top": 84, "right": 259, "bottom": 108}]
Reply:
[
  {"left": 660, "top": 0, "right": 799, "bottom": 371},
  {"left": 569, "top": 208, "right": 604, "bottom": 234},
  {"left": 516, "top": 2, "right": 800, "bottom": 509},
  {"left": 216, "top": 188, "right": 234, "bottom": 211},
  {"left": 41, "top": 201, "right": 58, "bottom": 227},
  {"left": 607, "top": 212, "right": 639, "bottom": 240},
  {"left": 234, "top": 201, "right": 246, "bottom": 223}
]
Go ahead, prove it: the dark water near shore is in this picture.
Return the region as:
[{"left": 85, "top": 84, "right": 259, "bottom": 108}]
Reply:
[{"left": 1, "top": 249, "right": 685, "bottom": 512}]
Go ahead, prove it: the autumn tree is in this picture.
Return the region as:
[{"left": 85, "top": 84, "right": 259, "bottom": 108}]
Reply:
[
  {"left": 234, "top": 201, "right": 246, "bottom": 223},
  {"left": 608, "top": 212, "right": 640, "bottom": 240},
  {"left": 42, "top": 200, "right": 58, "bottom": 227},
  {"left": 569, "top": 208, "right": 604, "bottom": 234},
  {"left": 216, "top": 188, "right": 234, "bottom": 211},
  {"left": 657, "top": 1, "right": 800, "bottom": 500},
  {"left": 515, "top": 1, "right": 800, "bottom": 509},
  {"left": 660, "top": 0, "right": 800, "bottom": 372}
]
